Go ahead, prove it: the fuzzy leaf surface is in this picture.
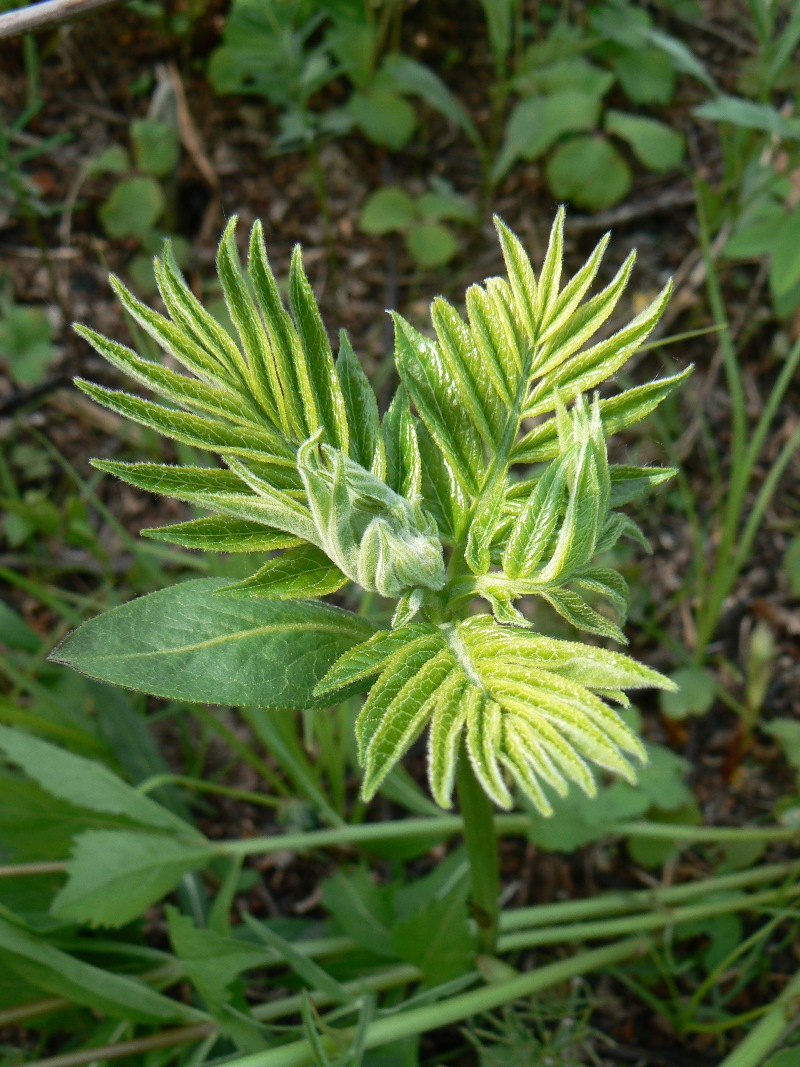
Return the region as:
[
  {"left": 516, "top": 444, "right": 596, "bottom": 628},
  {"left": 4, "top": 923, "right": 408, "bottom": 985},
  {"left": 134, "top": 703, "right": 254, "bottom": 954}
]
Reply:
[{"left": 50, "top": 579, "right": 374, "bottom": 709}]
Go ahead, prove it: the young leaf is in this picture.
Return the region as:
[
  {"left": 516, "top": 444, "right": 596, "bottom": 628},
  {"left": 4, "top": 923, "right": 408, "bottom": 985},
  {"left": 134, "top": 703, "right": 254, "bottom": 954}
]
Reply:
[
  {"left": 289, "top": 245, "right": 349, "bottom": 451},
  {"left": 336, "top": 330, "right": 385, "bottom": 476},
  {"left": 214, "top": 545, "right": 348, "bottom": 599},
  {"left": 142, "top": 516, "right": 303, "bottom": 553}
]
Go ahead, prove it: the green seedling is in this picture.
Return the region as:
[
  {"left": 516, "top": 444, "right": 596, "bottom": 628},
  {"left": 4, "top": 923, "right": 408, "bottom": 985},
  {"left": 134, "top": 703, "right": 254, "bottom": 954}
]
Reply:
[
  {"left": 0, "top": 292, "right": 56, "bottom": 387},
  {"left": 489, "top": 0, "right": 704, "bottom": 208},
  {"left": 360, "top": 179, "right": 477, "bottom": 268},
  {"left": 89, "top": 119, "right": 185, "bottom": 292}
]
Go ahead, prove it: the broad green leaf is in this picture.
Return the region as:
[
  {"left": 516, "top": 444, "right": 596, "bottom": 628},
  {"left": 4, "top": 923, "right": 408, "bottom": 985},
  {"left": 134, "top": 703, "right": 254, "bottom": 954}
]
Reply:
[
  {"left": 214, "top": 545, "right": 347, "bottom": 599},
  {"left": 613, "top": 47, "right": 675, "bottom": 105},
  {"left": 694, "top": 95, "right": 800, "bottom": 139},
  {"left": 478, "top": 0, "right": 514, "bottom": 68},
  {"left": 606, "top": 110, "right": 685, "bottom": 172},
  {"left": 546, "top": 137, "right": 632, "bottom": 211},
  {"left": 336, "top": 331, "right": 384, "bottom": 475},
  {"left": 50, "top": 578, "right": 374, "bottom": 710},
  {"left": 769, "top": 206, "right": 800, "bottom": 300},
  {"left": 99, "top": 177, "right": 164, "bottom": 239},
  {"left": 0, "top": 775, "right": 149, "bottom": 862},
  {"left": 52, "top": 830, "right": 215, "bottom": 927},
  {"left": 418, "top": 185, "right": 476, "bottom": 224},
  {"left": 0, "top": 725, "right": 191, "bottom": 835},
  {"left": 644, "top": 26, "right": 714, "bottom": 88},
  {"left": 723, "top": 201, "right": 785, "bottom": 260},
  {"left": 493, "top": 91, "right": 601, "bottom": 179},
  {"left": 660, "top": 665, "right": 716, "bottom": 719},
  {"left": 764, "top": 719, "right": 800, "bottom": 784},
  {"left": 360, "top": 187, "right": 416, "bottom": 235},
  {"left": 406, "top": 223, "right": 458, "bottom": 269},
  {"left": 349, "top": 90, "right": 416, "bottom": 150},
  {"left": 0, "top": 912, "right": 203, "bottom": 1023},
  {"left": 516, "top": 56, "right": 615, "bottom": 98}
]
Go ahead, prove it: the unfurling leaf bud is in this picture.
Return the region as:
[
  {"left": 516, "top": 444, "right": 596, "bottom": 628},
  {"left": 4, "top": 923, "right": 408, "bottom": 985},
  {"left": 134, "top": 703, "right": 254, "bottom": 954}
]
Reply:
[{"left": 298, "top": 434, "right": 446, "bottom": 598}]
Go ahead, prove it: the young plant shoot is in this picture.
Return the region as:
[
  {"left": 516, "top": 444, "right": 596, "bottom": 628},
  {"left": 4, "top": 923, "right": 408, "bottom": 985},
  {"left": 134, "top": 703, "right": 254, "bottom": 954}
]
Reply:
[{"left": 54, "top": 210, "right": 688, "bottom": 939}]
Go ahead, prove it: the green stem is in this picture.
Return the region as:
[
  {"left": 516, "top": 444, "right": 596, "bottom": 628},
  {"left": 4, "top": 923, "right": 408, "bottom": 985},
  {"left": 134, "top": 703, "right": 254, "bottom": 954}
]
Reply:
[
  {"left": 217, "top": 815, "right": 798, "bottom": 859},
  {"left": 499, "top": 883, "right": 800, "bottom": 952},
  {"left": 456, "top": 751, "right": 500, "bottom": 954},
  {"left": 611, "top": 821, "right": 799, "bottom": 844},
  {"left": 211, "top": 938, "right": 651, "bottom": 1067},
  {"left": 501, "top": 861, "right": 800, "bottom": 931},
  {"left": 716, "top": 965, "right": 800, "bottom": 1067},
  {"left": 24, "top": 965, "right": 423, "bottom": 1067}
]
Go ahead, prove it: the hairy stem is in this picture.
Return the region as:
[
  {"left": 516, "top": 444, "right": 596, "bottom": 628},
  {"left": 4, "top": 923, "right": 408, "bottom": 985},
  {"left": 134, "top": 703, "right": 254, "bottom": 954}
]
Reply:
[{"left": 456, "top": 750, "right": 500, "bottom": 954}]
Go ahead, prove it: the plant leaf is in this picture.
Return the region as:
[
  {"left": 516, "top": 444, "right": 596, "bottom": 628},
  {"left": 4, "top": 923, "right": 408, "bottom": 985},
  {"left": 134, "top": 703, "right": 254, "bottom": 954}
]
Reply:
[
  {"left": 50, "top": 579, "right": 374, "bottom": 710},
  {"left": 0, "top": 912, "right": 203, "bottom": 1023},
  {"left": 0, "top": 725, "right": 192, "bottom": 835},
  {"left": 51, "top": 830, "right": 215, "bottom": 927},
  {"left": 214, "top": 545, "right": 348, "bottom": 599}
]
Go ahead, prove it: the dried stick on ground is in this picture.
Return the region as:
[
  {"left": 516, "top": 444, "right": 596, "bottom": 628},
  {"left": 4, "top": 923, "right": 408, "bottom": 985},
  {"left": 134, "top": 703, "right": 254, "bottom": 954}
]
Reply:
[{"left": 0, "top": 0, "right": 122, "bottom": 40}]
